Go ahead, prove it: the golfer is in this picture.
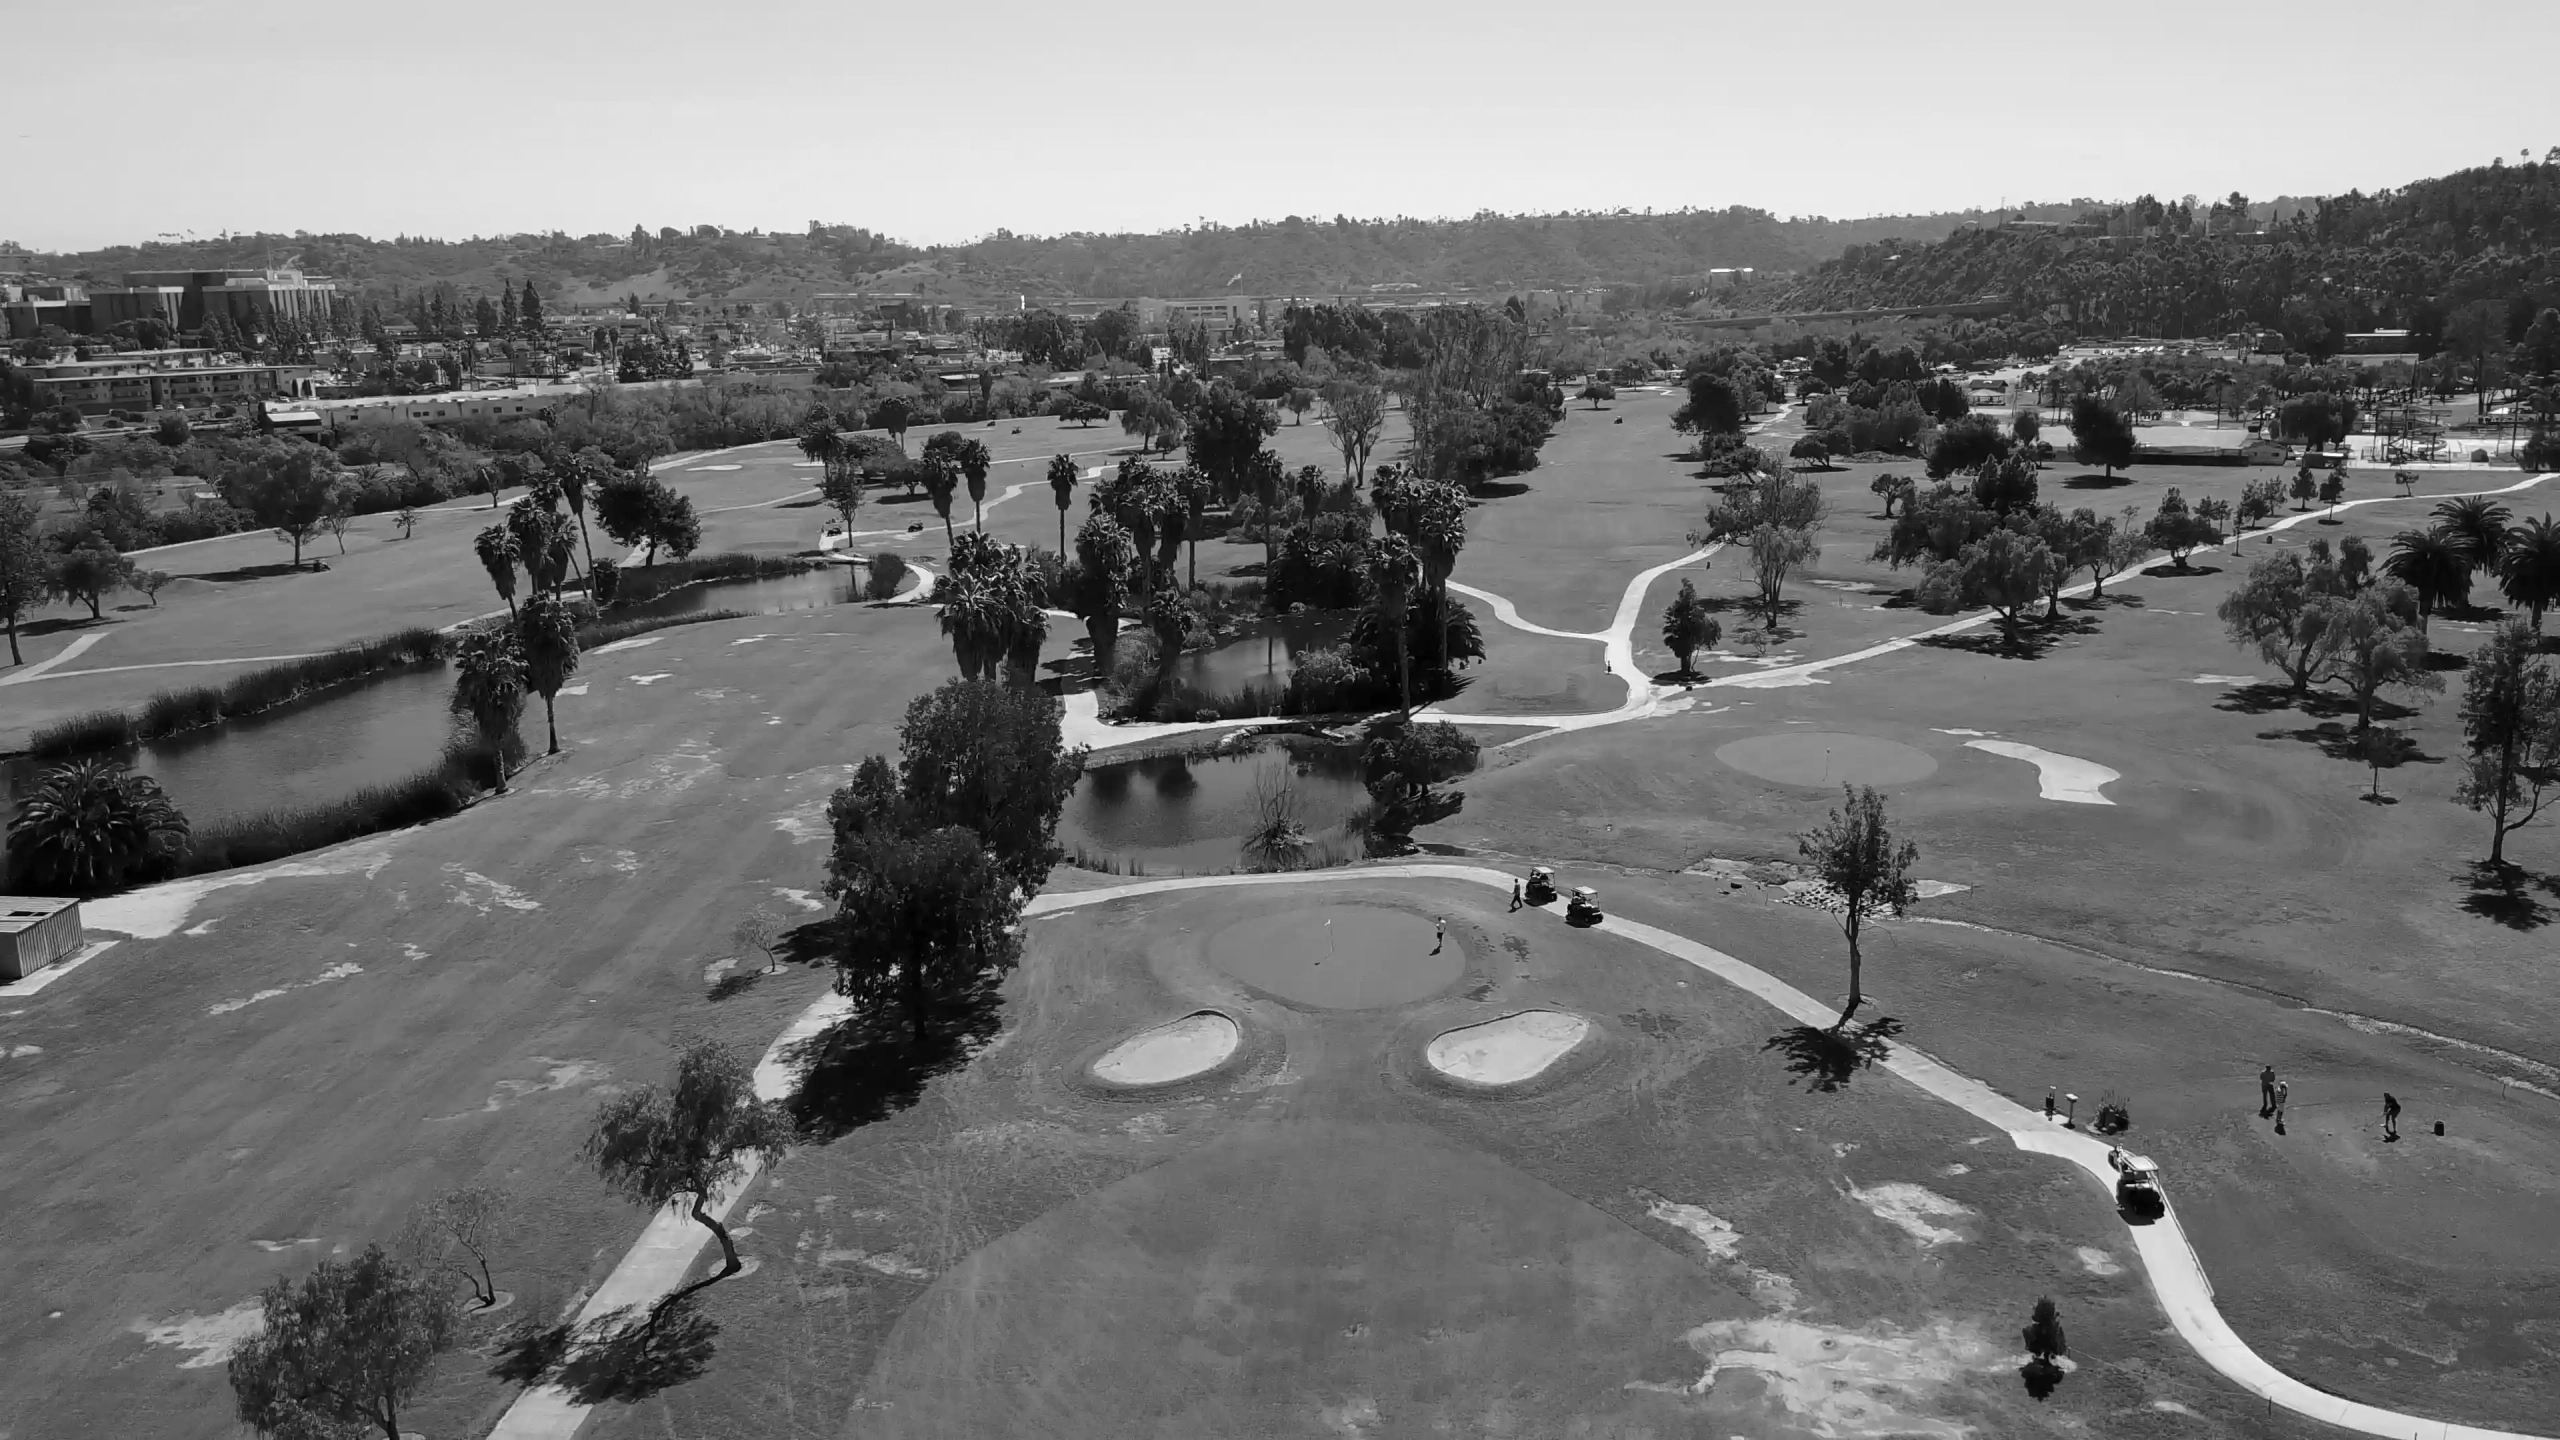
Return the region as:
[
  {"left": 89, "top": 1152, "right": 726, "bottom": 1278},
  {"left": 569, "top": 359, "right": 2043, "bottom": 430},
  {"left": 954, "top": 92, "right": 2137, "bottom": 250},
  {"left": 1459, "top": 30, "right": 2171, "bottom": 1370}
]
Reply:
[
  {"left": 1434, "top": 917, "right": 1446, "bottom": 953},
  {"left": 1510, "top": 878, "right": 1522, "bottom": 910},
  {"left": 2383, "top": 1092, "right": 2401, "bottom": 1139},
  {"left": 2259, "top": 1064, "right": 2277, "bottom": 1117},
  {"left": 2274, "top": 1079, "right": 2290, "bottom": 1126}
]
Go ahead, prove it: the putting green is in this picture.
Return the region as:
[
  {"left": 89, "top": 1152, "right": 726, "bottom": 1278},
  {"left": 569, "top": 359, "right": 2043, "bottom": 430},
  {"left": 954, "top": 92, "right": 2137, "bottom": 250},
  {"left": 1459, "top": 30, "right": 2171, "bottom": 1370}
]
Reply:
[
  {"left": 1714, "top": 731, "right": 1939, "bottom": 788},
  {"left": 1207, "top": 905, "right": 1459, "bottom": 1010},
  {"left": 848, "top": 1120, "right": 1744, "bottom": 1435}
]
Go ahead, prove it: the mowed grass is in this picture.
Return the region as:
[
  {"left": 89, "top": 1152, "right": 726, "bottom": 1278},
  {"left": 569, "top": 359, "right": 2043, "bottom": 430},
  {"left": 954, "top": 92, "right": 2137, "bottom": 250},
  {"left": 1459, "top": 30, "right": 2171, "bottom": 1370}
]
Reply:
[
  {"left": 586, "top": 880, "right": 2302, "bottom": 1439},
  {"left": 0, "top": 605, "right": 963, "bottom": 1440}
]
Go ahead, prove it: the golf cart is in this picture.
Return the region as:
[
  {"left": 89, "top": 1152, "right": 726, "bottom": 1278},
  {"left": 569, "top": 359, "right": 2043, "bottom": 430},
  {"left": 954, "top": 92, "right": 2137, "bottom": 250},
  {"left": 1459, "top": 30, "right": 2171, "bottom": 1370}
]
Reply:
[
  {"left": 1524, "top": 867, "right": 1557, "bottom": 906},
  {"left": 2109, "top": 1148, "right": 2165, "bottom": 1220},
  {"left": 1566, "top": 886, "right": 1602, "bottom": 926}
]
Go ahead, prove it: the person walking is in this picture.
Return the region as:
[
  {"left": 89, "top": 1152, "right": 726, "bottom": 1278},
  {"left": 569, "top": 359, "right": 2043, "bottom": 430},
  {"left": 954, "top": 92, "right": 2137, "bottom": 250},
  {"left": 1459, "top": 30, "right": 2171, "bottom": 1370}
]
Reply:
[
  {"left": 2383, "top": 1092, "right": 2401, "bottom": 1141},
  {"left": 2274, "top": 1079, "right": 2290, "bottom": 1129},
  {"left": 2259, "top": 1064, "right": 2277, "bottom": 1118},
  {"left": 1433, "top": 917, "right": 1446, "bottom": 954},
  {"left": 1510, "top": 878, "right": 1522, "bottom": 911}
]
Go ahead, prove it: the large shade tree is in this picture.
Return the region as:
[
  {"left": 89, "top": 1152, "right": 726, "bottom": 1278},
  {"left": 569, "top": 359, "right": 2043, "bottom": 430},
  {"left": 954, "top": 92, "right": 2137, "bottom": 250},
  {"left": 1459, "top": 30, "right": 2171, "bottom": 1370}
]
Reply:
[
  {"left": 584, "top": 1038, "right": 790, "bottom": 1331},
  {"left": 228, "top": 1246, "right": 458, "bottom": 1440}
]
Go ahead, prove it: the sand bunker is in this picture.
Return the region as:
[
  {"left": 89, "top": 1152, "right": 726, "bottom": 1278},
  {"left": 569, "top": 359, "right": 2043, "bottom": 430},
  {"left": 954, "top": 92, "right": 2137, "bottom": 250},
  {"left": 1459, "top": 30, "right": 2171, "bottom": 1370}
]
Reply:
[
  {"left": 1716, "top": 732, "right": 1939, "bottom": 787},
  {"left": 1209, "top": 905, "right": 1459, "bottom": 1009},
  {"left": 1963, "top": 739, "right": 2118, "bottom": 805},
  {"left": 1425, "top": 1010, "right": 1590, "bottom": 1084},
  {"left": 1090, "top": 1011, "right": 1240, "bottom": 1086}
]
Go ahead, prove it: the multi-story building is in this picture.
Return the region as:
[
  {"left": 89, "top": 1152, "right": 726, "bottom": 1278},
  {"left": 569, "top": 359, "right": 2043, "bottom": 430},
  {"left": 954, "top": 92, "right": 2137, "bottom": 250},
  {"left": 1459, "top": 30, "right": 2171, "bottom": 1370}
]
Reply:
[
  {"left": 21, "top": 351, "right": 317, "bottom": 415},
  {"left": 118, "top": 268, "right": 337, "bottom": 331},
  {"left": 2, "top": 283, "right": 91, "bottom": 338}
]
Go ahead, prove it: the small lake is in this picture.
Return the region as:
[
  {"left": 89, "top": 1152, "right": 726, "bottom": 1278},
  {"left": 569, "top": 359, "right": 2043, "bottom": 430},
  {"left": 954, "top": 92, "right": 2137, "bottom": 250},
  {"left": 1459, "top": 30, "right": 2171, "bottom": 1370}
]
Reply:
[
  {"left": 2, "top": 567, "right": 868, "bottom": 873},
  {"left": 1163, "top": 613, "right": 1349, "bottom": 693},
  {"left": 615, "top": 565, "right": 855, "bottom": 621},
  {"left": 1058, "top": 736, "right": 1369, "bottom": 873},
  {"left": 2, "top": 666, "right": 460, "bottom": 874}
]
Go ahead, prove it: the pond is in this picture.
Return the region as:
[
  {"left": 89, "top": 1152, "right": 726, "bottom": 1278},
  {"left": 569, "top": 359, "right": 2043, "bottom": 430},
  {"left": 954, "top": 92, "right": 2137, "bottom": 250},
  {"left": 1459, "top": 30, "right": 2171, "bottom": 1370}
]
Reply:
[
  {"left": 2, "top": 666, "right": 460, "bottom": 872},
  {"left": 1160, "top": 613, "right": 1350, "bottom": 693},
  {"left": 1057, "top": 735, "right": 1370, "bottom": 874},
  {"left": 1, "top": 566, "right": 871, "bottom": 875},
  {"left": 615, "top": 564, "right": 856, "bottom": 621}
]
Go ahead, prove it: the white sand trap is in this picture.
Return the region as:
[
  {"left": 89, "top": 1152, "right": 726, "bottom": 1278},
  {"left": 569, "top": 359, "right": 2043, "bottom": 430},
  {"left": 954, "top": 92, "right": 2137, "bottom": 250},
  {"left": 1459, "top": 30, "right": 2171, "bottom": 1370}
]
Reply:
[
  {"left": 629, "top": 672, "right": 673, "bottom": 685},
  {"left": 1963, "top": 739, "right": 2118, "bottom": 805},
  {"left": 590, "top": 635, "right": 661, "bottom": 655},
  {"left": 688, "top": 463, "right": 743, "bottom": 471},
  {"left": 1425, "top": 1009, "right": 1590, "bottom": 1084},
  {"left": 2190, "top": 673, "right": 2257, "bottom": 685},
  {"left": 1643, "top": 1193, "right": 1741, "bottom": 1259},
  {"left": 792, "top": 460, "right": 823, "bottom": 467},
  {"left": 1848, "top": 1182, "right": 1972, "bottom": 1247},
  {"left": 1931, "top": 727, "right": 1994, "bottom": 737},
  {"left": 133, "top": 1299, "right": 263, "bottom": 1368},
  {"left": 1670, "top": 1313, "right": 2002, "bottom": 1436},
  {"left": 1091, "top": 1011, "right": 1240, "bottom": 1085}
]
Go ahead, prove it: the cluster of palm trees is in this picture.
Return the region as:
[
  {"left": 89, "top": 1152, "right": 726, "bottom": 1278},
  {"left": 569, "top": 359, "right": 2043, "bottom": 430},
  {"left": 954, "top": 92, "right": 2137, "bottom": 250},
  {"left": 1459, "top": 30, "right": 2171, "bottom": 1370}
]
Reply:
[
  {"left": 933, "top": 533, "right": 1050, "bottom": 686},
  {"left": 2382, "top": 496, "right": 2560, "bottom": 630},
  {"left": 458, "top": 481, "right": 590, "bottom": 782}
]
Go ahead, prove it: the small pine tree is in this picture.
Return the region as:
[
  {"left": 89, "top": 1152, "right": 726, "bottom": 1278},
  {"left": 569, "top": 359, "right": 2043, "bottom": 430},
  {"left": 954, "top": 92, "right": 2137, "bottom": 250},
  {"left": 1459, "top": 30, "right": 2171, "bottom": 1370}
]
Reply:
[{"left": 2024, "top": 1295, "right": 2067, "bottom": 1361}]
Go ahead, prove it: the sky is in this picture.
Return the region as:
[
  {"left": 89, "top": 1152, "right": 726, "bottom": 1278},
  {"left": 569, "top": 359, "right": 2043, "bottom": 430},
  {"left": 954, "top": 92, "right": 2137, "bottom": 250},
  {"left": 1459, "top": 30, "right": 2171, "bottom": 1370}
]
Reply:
[{"left": 9, "top": 0, "right": 2558, "bottom": 254}]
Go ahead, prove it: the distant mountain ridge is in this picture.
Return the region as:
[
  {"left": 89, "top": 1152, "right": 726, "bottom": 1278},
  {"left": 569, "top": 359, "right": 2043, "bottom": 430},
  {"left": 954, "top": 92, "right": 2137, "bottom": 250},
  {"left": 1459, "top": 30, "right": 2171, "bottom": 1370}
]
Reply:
[{"left": 19, "top": 203, "right": 2101, "bottom": 307}]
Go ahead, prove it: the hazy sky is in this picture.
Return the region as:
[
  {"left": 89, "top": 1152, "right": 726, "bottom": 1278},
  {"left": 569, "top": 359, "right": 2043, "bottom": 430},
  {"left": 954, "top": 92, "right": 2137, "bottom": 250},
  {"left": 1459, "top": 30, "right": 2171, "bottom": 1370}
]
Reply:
[{"left": 11, "top": 0, "right": 2556, "bottom": 253}]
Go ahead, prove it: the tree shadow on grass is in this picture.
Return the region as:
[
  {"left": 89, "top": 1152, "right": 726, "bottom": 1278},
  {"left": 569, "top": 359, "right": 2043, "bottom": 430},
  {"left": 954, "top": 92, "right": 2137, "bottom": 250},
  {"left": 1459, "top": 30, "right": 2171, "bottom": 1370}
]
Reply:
[
  {"left": 1469, "top": 479, "right": 1532, "bottom": 499},
  {"left": 1915, "top": 613, "right": 2099, "bottom": 661},
  {"left": 2253, "top": 719, "right": 2443, "bottom": 765},
  {"left": 2139, "top": 561, "right": 2220, "bottom": 579},
  {"left": 490, "top": 1301, "right": 720, "bottom": 1404},
  {"left": 2456, "top": 861, "right": 2558, "bottom": 931},
  {"left": 782, "top": 978, "right": 1005, "bottom": 1142},
  {"left": 705, "top": 969, "right": 765, "bottom": 1003},
  {"left": 2423, "top": 648, "right": 2470, "bottom": 672},
  {"left": 2021, "top": 1357, "right": 2066, "bottom": 1400},
  {"left": 2060, "top": 473, "right": 2132, "bottom": 489},
  {"left": 1763, "top": 1017, "right": 1904, "bottom": 1092},
  {"left": 183, "top": 561, "right": 320, "bottom": 583}
]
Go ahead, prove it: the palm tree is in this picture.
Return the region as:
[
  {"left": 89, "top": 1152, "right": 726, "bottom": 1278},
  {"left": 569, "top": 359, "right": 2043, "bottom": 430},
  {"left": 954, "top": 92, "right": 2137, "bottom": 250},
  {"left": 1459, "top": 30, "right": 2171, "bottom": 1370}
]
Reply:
[
  {"left": 450, "top": 629, "right": 528, "bottom": 793},
  {"left": 1366, "top": 534, "right": 1422, "bottom": 719},
  {"left": 1046, "top": 453, "right": 1079, "bottom": 557},
  {"left": 555, "top": 450, "right": 604, "bottom": 581},
  {"left": 2498, "top": 514, "right": 2560, "bottom": 631},
  {"left": 517, "top": 595, "right": 582, "bottom": 755},
  {"left": 5, "top": 758, "right": 189, "bottom": 895},
  {"left": 958, "top": 437, "right": 993, "bottom": 531},
  {"left": 2383, "top": 527, "right": 2473, "bottom": 624},
  {"left": 2433, "top": 494, "right": 2514, "bottom": 569},
  {"left": 920, "top": 456, "right": 959, "bottom": 547},
  {"left": 473, "top": 525, "right": 520, "bottom": 619},
  {"left": 933, "top": 569, "right": 1008, "bottom": 680}
]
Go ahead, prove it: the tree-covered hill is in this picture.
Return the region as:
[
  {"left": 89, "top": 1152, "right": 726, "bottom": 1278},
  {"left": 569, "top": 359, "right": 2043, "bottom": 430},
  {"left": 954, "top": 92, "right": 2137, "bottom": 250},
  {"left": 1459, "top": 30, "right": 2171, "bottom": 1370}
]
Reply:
[
  {"left": 1777, "top": 156, "right": 2560, "bottom": 352},
  {"left": 22, "top": 203, "right": 2093, "bottom": 307}
]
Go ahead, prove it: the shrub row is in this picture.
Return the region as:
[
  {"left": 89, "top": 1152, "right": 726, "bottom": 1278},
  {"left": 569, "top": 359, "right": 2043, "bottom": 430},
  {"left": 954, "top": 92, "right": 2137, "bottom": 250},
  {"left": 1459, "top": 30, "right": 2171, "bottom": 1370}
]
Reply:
[
  {"left": 609, "top": 550, "right": 819, "bottom": 606},
  {"left": 573, "top": 608, "right": 755, "bottom": 651},
  {"left": 28, "top": 627, "right": 449, "bottom": 759}
]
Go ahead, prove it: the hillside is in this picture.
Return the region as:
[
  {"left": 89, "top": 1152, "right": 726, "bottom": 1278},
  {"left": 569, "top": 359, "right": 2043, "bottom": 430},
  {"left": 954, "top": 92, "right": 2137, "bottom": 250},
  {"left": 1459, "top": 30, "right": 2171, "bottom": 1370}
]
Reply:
[
  {"left": 20, "top": 203, "right": 2096, "bottom": 308},
  {"left": 1777, "top": 157, "right": 2560, "bottom": 345}
]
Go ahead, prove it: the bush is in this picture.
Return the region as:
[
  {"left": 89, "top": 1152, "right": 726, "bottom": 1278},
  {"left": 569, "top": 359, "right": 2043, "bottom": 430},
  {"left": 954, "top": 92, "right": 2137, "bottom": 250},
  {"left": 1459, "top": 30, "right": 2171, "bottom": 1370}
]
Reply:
[
  {"left": 27, "top": 710, "right": 139, "bottom": 760},
  {"left": 573, "top": 608, "right": 754, "bottom": 651},
  {"left": 864, "top": 551, "right": 907, "bottom": 601},
  {"left": 1285, "top": 644, "right": 1382, "bottom": 713}
]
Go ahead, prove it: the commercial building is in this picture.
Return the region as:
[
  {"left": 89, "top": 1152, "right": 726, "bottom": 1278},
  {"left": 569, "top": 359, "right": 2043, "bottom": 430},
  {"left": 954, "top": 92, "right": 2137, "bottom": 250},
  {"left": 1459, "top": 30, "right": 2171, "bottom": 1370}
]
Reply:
[
  {"left": 118, "top": 269, "right": 337, "bottom": 331},
  {"left": 21, "top": 351, "right": 317, "bottom": 415},
  {"left": 88, "top": 284, "right": 188, "bottom": 332},
  {"left": 2, "top": 283, "right": 91, "bottom": 338}
]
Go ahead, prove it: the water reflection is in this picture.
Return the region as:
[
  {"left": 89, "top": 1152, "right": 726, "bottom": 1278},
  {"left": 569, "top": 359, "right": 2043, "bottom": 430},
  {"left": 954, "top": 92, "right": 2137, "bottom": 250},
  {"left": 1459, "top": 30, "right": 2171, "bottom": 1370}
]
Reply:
[{"left": 1058, "top": 737, "right": 1367, "bottom": 873}]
